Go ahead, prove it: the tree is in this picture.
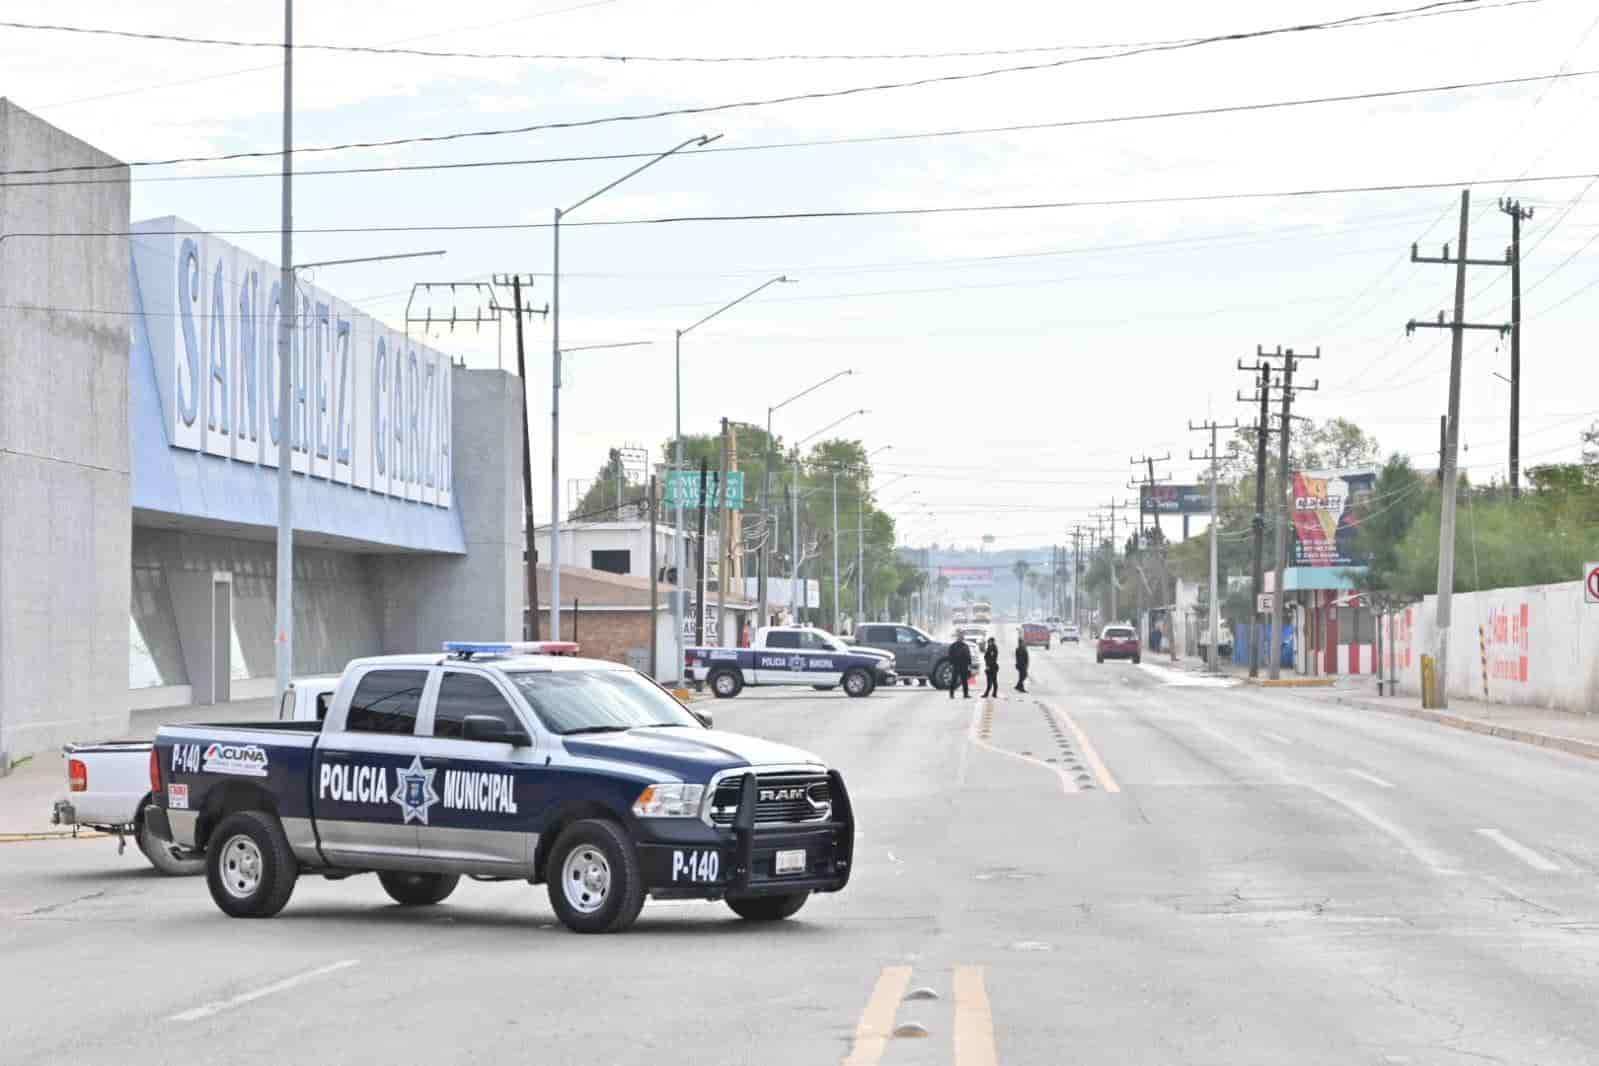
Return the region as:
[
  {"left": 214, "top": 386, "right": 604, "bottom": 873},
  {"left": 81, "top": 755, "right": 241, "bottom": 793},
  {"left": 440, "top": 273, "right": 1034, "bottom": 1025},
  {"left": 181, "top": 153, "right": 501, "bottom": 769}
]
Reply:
[
  {"left": 1012, "top": 559, "right": 1031, "bottom": 617},
  {"left": 1353, "top": 454, "right": 1425, "bottom": 592}
]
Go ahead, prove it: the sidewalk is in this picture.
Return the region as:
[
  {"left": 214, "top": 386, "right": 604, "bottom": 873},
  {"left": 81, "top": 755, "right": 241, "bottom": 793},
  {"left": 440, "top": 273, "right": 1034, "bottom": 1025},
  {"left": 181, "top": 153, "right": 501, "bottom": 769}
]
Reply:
[
  {"left": 0, "top": 696, "right": 274, "bottom": 838},
  {"left": 1171, "top": 654, "right": 1599, "bottom": 762}
]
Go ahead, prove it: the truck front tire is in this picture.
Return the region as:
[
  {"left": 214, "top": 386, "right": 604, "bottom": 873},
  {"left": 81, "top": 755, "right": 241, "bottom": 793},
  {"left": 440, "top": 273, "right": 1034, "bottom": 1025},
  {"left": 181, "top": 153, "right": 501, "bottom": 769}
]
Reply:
[
  {"left": 379, "top": 871, "right": 460, "bottom": 906},
  {"left": 842, "top": 668, "right": 874, "bottom": 698},
  {"left": 709, "top": 669, "right": 743, "bottom": 699},
  {"left": 931, "top": 660, "right": 954, "bottom": 691},
  {"left": 205, "top": 810, "right": 298, "bottom": 919},
  {"left": 727, "top": 891, "right": 809, "bottom": 921},
  {"left": 545, "top": 818, "right": 646, "bottom": 934}
]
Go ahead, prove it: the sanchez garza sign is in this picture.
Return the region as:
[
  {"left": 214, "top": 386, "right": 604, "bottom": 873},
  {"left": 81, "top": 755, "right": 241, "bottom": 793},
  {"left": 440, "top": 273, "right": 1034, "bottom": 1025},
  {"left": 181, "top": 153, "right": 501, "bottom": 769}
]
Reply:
[{"left": 132, "top": 218, "right": 453, "bottom": 508}]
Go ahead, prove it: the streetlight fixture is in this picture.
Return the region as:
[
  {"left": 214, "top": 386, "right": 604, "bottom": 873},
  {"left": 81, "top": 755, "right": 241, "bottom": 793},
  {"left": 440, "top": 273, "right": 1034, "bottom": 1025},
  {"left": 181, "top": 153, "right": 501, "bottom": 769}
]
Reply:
[
  {"left": 273, "top": 247, "right": 445, "bottom": 702},
  {"left": 671, "top": 274, "right": 795, "bottom": 668},
  {"left": 758, "top": 369, "right": 854, "bottom": 625},
  {"left": 550, "top": 133, "right": 719, "bottom": 645}
]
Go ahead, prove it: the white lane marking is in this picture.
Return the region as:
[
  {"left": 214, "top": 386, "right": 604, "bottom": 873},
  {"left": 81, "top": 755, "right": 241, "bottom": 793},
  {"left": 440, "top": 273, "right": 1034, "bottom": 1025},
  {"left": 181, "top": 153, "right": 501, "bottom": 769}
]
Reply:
[
  {"left": 1046, "top": 704, "right": 1121, "bottom": 793},
  {"left": 169, "top": 959, "right": 360, "bottom": 1022},
  {"left": 1345, "top": 768, "right": 1395, "bottom": 789},
  {"left": 1261, "top": 731, "right": 1293, "bottom": 746},
  {"left": 966, "top": 700, "right": 1078, "bottom": 793},
  {"left": 1301, "top": 782, "right": 1459, "bottom": 876},
  {"left": 1476, "top": 828, "right": 1560, "bottom": 872}
]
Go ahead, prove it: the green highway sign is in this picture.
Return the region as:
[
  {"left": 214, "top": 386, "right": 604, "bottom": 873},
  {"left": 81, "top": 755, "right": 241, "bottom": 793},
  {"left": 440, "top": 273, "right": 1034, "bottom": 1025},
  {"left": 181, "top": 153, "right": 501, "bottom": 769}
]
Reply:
[{"left": 665, "top": 470, "right": 745, "bottom": 510}]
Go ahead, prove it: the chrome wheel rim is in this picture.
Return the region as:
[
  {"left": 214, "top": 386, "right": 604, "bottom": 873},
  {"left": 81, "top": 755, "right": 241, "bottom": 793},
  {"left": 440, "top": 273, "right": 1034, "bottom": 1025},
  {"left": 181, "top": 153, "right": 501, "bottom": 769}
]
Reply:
[
  {"left": 714, "top": 673, "right": 736, "bottom": 695},
  {"left": 562, "top": 846, "right": 611, "bottom": 914},
  {"left": 218, "top": 834, "right": 264, "bottom": 900},
  {"left": 846, "top": 672, "right": 866, "bottom": 695}
]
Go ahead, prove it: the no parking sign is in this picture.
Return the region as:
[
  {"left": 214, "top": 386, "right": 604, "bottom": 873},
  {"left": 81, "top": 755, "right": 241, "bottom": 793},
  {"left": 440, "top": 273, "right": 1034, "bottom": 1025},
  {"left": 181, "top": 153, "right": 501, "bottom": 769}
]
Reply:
[{"left": 1586, "top": 562, "right": 1599, "bottom": 605}]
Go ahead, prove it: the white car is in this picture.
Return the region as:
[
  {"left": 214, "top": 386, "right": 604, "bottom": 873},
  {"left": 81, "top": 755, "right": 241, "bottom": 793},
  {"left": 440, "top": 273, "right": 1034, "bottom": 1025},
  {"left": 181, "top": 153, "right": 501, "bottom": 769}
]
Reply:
[{"left": 52, "top": 676, "right": 338, "bottom": 874}]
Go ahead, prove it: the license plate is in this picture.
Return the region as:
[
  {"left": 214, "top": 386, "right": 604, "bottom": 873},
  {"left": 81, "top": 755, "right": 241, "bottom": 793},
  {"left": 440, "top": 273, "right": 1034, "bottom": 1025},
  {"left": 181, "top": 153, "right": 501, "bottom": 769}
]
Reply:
[{"left": 774, "top": 849, "right": 806, "bottom": 875}]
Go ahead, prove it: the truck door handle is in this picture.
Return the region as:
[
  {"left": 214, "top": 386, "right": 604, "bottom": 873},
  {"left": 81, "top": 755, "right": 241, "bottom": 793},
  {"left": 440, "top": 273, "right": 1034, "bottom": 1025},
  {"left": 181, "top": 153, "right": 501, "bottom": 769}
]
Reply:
[{"left": 320, "top": 751, "right": 349, "bottom": 762}]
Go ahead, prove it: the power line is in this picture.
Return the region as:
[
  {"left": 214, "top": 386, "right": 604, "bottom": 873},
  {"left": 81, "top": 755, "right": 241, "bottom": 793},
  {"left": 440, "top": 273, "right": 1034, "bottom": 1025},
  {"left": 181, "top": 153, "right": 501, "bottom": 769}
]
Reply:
[
  {"left": 9, "top": 170, "right": 1597, "bottom": 242},
  {"left": 10, "top": 68, "right": 1593, "bottom": 190},
  {"left": 0, "top": 0, "right": 1522, "bottom": 65},
  {"left": 0, "top": 0, "right": 1539, "bottom": 179}
]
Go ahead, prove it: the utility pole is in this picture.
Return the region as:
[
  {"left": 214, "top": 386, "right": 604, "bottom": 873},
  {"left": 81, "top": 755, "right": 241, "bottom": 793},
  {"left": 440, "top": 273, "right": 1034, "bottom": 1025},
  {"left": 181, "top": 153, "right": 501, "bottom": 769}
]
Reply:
[
  {"left": 695, "top": 459, "right": 710, "bottom": 646},
  {"left": 647, "top": 474, "right": 658, "bottom": 678},
  {"left": 1498, "top": 198, "right": 1534, "bottom": 497},
  {"left": 1130, "top": 454, "right": 1172, "bottom": 654},
  {"left": 1407, "top": 189, "right": 1512, "bottom": 708},
  {"left": 1259, "top": 345, "right": 1321, "bottom": 680},
  {"left": 1190, "top": 418, "right": 1240, "bottom": 673},
  {"left": 1237, "top": 359, "right": 1273, "bottom": 678},
  {"left": 716, "top": 418, "right": 730, "bottom": 646},
  {"left": 856, "top": 470, "right": 866, "bottom": 624},
  {"left": 790, "top": 462, "right": 801, "bottom": 624},
  {"left": 508, "top": 275, "right": 542, "bottom": 640}
]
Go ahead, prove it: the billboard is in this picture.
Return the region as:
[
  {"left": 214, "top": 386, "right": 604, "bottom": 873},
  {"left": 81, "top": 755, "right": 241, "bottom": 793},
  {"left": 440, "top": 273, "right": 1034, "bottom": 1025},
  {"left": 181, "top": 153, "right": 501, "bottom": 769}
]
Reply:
[
  {"left": 940, "top": 566, "right": 994, "bottom": 588},
  {"left": 1141, "top": 484, "right": 1212, "bottom": 515},
  {"left": 1291, "top": 468, "right": 1377, "bottom": 567}
]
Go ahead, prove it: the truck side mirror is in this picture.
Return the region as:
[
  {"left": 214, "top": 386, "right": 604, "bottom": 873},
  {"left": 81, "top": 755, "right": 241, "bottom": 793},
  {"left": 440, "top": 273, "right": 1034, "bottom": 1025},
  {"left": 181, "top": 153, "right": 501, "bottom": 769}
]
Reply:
[
  {"left": 691, "top": 709, "right": 714, "bottom": 729},
  {"left": 462, "top": 715, "right": 532, "bottom": 747}
]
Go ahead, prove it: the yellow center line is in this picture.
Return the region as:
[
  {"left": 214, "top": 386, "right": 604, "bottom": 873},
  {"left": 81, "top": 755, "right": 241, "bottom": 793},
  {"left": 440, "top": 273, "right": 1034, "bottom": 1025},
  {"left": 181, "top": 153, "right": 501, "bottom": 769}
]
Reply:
[
  {"left": 954, "top": 965, "right": 1000, "bottom": 1066},
  {"left": 1047, "top": 704, "right": 1121, "bottom": 793},
  {"left": 842, "top": 965, "right": 913, "bottom": 1066}
]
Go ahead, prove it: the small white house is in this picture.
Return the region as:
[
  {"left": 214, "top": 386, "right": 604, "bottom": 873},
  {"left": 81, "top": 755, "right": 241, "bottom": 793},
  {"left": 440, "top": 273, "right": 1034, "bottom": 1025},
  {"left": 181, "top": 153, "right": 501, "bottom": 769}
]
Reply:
[{"left": 533, "top": 521, "right": 692, "bottom": 581}]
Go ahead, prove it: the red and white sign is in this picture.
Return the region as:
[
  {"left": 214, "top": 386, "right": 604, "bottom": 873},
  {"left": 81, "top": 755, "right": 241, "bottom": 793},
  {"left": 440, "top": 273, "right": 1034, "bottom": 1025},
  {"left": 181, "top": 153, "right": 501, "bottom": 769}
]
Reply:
[{"left": 1586, "top": 562, "right": 1599, "bottom": 605}]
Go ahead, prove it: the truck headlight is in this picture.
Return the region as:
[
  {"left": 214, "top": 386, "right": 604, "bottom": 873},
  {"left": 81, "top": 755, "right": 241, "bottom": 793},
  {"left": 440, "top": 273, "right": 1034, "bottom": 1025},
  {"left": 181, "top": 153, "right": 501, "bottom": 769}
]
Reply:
[{"left": 632, "top": 783, "right": 706, "bottom": 818}]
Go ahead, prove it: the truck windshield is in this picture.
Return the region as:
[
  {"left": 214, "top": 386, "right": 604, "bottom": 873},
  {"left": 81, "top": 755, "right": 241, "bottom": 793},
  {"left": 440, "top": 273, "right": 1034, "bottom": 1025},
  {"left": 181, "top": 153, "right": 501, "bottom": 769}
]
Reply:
[{"left": 505, "top": 669, "right": 702, "bottom": 735}]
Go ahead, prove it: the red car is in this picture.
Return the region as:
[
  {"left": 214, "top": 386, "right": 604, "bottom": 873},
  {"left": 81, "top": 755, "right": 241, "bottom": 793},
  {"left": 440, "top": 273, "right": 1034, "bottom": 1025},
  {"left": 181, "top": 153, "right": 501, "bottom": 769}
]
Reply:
[
  {"left": 1096, "top": 624, "right": 1141, "bottom": 664},
  {"left": 1021, "top": 622, "right": 1053, "bottom": 649}
]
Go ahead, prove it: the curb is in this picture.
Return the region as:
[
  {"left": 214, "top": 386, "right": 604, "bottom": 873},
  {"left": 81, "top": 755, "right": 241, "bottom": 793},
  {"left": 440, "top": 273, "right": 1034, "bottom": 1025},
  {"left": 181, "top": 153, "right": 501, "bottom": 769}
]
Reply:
[
  {"left": 1332, "top": 695, "right": 1599, "bottom": 762},
  {"left": 1246, "top": 677, "right": 1335, "bottom": 688},
  {"left": 0, "top": 830, "right": 109, "bottom": 844}
]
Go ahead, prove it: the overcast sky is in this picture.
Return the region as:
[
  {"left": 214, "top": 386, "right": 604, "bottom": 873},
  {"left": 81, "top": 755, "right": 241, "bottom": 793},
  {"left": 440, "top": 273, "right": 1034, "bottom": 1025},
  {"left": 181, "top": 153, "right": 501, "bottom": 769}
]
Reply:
[{"left": 7, "top": 0, "right": 1599, "bottom": 550}]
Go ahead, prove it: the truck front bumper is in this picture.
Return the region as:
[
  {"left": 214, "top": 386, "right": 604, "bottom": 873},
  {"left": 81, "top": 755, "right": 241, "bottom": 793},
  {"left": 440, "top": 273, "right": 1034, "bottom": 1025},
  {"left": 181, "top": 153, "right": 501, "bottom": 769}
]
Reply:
[{"left": 637, "top": 769, "right": 856, "bottom": 899}]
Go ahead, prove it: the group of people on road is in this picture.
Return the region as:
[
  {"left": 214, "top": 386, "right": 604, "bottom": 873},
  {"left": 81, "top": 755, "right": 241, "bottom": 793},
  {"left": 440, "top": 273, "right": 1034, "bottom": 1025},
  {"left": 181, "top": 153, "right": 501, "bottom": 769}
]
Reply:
[{"left": 946, "top": 632, "right": 1029, "bottom": 698}]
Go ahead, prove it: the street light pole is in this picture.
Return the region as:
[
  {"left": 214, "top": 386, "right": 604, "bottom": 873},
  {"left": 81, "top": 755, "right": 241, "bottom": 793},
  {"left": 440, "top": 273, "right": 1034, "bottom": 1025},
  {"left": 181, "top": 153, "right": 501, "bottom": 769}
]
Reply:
[
  {"left": 549, "top": 133, "right": 717, "bottom": 648},
  {"left": 273, "top": 0, "right": 294, "bottom": 704},
  {"left": 670, "top": 275, "right": 793, "bottom": 668}
]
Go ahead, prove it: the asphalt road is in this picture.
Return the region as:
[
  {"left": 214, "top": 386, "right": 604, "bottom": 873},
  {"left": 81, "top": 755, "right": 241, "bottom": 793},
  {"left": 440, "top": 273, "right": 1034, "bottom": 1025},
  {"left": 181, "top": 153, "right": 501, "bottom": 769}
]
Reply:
[{"left": 5, "top": 627, "right": 1599, "bottom": 1065}]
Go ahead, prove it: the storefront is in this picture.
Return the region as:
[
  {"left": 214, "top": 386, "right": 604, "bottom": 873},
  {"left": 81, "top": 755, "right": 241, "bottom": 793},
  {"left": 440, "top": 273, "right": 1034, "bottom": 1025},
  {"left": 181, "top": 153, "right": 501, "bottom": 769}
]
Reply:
[{"left": 0, "top": 102, "right": 522, "bottom": 760}]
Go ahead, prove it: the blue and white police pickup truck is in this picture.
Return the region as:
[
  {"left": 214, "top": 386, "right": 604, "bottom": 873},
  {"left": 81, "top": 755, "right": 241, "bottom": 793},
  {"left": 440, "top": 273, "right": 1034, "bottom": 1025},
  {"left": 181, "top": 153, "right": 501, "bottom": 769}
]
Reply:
[
  {"left": 143, "top": 643, "right": 853, "bottom": 934},
  {"left": 686, "top": 625, "right": 896, "bottom": 699}
]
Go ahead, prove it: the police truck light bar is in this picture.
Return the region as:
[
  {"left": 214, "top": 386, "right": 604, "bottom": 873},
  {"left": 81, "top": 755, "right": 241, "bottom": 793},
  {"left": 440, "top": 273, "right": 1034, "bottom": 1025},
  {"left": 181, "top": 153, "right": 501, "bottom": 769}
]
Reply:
[{"left": 443, "top": 641, "right": 580, "bottom": 659}]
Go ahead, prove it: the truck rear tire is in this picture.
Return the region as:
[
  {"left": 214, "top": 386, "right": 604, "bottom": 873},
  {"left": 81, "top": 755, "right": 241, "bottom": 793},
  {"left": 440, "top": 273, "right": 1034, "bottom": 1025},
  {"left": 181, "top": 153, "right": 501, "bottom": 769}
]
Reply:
[
  {"left": 727, "top": 892, "right": 809, "bottom": 921},
  {"left": 842, "top": 668, "right": 874, "bottom": 698},
  {"left": 137, "top": 814, "right": 204, "bottom": 877},
  {"left": 379, "top": 871, "right": 460, "bottom": 906},
  {"left": 709, "top": 669, "right": 743, "bottom": 699},
  {"left": 545, "top": 818, "right": 646, "bottom": 933},
  {"left": 205, "top": 810, "right": 298, "bottom": 919}
]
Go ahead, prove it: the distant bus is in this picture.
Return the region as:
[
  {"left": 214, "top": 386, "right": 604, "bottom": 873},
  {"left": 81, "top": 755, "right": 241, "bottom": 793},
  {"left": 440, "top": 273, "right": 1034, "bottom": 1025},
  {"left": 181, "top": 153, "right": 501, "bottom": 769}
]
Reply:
[{"left": 971, "top": 601, "right": 992, "bottom": 623}]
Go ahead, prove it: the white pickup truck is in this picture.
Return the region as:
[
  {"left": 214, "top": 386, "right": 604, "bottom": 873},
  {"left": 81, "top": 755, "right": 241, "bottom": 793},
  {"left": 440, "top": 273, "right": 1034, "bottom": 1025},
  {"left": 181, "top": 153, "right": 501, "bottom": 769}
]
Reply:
[{"left": 52, "top": 677, "right": 338, "bottom": 874}]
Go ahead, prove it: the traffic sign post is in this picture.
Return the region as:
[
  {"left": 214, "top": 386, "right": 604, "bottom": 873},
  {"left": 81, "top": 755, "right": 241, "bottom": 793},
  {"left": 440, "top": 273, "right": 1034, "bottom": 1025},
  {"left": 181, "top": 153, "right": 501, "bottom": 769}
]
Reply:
[{"left": 1585, "top": 561, "right": 1599, "bottom": 604}]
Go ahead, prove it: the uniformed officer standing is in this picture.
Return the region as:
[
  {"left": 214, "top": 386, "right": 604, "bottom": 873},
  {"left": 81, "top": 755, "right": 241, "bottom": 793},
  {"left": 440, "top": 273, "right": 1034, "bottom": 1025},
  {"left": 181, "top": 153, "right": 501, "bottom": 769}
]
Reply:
[
  {"left": 1014, "top": 637, "right": 1030, "bottom": 693},
  {"left": 947, "top": 634, "right": 973, "bottom": 699}
]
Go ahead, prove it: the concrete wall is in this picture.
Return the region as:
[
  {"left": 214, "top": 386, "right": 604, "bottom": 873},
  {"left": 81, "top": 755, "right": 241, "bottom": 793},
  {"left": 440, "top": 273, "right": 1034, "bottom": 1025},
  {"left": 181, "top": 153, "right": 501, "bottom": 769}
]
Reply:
[
  {"left": 380, "top": 367, "right": 521, "bottom": 652},
  {"left": 1390, "top": 580, "right": 1599, "bottom": 713},
  {"left": 0, "top": 101, "right": 131, "bottom": 758}
]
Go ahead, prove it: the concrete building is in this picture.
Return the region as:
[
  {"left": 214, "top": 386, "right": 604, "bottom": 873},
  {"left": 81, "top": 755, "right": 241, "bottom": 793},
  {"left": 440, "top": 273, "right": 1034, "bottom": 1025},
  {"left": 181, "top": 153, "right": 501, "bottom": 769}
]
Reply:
[
  {"left": 533, "top": 520, "right": 688, "bottom": 581},
  {"left": 1, "top": 104, "right": 524, "bottom": 763}
]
